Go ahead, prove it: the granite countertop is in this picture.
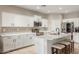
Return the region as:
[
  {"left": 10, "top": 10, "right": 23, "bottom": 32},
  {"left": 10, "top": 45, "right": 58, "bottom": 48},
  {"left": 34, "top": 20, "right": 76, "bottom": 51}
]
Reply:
[
  {"left": 0, "top": 32, "right": 36, "bottom": 36},
  {"left": 36, "top": 33, "right": 71, "bottom": 40}
]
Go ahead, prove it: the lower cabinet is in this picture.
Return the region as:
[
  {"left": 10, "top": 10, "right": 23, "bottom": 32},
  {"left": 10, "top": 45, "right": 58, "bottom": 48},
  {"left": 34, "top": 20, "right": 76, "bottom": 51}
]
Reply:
[
  {"left": 1, "top": 33, "right": 35, "bottom": 53},
  {"left": 2, "top": 36, "right": 15, "bottom": 52},
  {"left": 73, "top": 33, "right": 79, "bottom": 43}
]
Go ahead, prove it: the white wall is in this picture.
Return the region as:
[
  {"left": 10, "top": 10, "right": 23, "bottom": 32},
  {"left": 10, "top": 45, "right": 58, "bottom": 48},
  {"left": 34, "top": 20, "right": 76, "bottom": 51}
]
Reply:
[
  {"left": 48, "top": 14, "right": 62, "bottom": 32},
  {"left": 64, "top": 12, "right": 79, "bottom": 19}
]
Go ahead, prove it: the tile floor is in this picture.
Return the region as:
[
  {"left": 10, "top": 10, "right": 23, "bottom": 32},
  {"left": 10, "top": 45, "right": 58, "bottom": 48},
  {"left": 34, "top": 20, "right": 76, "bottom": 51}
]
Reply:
[
  {"left": 8, "top": 46, "right": 36, "bottom": 54},
  {"left": 73, "top": 43, "right": 79, "bottom": 54},
  {"left": 7, "top": 43, "right": 79, "bottom": 54}
]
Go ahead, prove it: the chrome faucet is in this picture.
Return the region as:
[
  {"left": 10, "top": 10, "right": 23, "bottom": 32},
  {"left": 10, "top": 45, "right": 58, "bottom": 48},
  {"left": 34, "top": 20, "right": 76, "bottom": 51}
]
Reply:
[{"left": 56, "top": 28, "right": 60, "bottom": 35}]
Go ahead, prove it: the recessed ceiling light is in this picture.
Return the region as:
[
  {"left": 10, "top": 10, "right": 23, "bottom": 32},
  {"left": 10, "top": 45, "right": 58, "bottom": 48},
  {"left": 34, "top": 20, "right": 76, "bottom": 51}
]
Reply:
[
  {"left": 59, "top": 7, "right": 62, "bottom": 10},
  {"left": 36, "top": 6, "right": 40, "bottom": 9}
]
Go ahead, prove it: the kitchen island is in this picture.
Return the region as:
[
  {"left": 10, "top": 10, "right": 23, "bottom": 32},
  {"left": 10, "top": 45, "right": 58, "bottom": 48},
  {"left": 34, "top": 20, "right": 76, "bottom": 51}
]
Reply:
[{"left": 34, "top": 33, "right": 71, "bottom": 54}]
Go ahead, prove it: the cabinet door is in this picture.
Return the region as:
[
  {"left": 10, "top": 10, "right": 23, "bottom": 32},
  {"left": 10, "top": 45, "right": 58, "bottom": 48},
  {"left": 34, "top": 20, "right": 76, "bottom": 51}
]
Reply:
[
  {"left": 2, "top": 12, "right": 15, "bottom": 27},
  {"left": 73, "top": 33, "right": 79, "bottom": 43},
  {"left": 76, "top": 33, "right": 79, "bottom": 43},
  {"left": 44, "top": 19, "right": 48, "bottom": 27},
  {"left": 14, "top": 15, "right": 24, "bottom": 27},
  {"left": 26, "top": 34, "right": 34, "bottom": 45},
  {"left": 29, "top": 18, "right": 34, "bottom": 27},
  {"left": 14, "top": 15, "right": 34, "bottom": 27},
  {"left": 22, "top": 16, "right": 29, "bottom": 27},
  {"left": 14, "top": 35, "right": 23, "bottom": 48},
  {"left": 2, "top": 36, "right": 14, "bottom": 52},
  {"left": 22, "top": 34, "right": 27, "bottom": 46},
  {"left": 41, "top": 19, "right": 48, "bottom": 27},
  {"left": 74, "top": 19, "right": 79, "bottom": 27},
  {"left": 26, "top": 17, "right": 34, "bottom": 27},
  {"left": 41, "top": 19, "right": 45, "bottom": 27},
  {"left": 22, "top": 34, "right": 32, "bottom": 46}
]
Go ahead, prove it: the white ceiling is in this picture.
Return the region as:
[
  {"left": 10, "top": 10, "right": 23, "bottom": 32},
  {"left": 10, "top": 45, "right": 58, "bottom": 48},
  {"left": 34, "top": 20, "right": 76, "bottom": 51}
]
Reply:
[{"left": 16, "top": 5, "right": 79, "bottom": 14}]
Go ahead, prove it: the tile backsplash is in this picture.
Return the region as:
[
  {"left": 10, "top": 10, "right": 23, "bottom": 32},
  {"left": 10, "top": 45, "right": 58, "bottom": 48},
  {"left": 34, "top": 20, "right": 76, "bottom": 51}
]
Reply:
[
  {"left": 0, "top": 27, "right": 32, "bottom": 33},
  {"left": 0, "top": 27, "right": 48, "bottom": 33}
]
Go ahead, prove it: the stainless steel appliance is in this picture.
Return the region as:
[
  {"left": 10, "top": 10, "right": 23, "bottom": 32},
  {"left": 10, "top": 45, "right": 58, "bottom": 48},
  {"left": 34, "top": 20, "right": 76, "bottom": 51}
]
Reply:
[
  {"left": 61, "top": 22, "right": 74, "bottom": 33},
  {"left": 62, "top": 22, "right": 74, "bottom": 40}
]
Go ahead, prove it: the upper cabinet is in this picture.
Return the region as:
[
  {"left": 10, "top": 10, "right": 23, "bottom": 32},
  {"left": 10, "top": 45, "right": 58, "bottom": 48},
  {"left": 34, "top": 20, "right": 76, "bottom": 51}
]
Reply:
[
  {"left": 1, "top": 12, "right": 48, "bottom": 27},
  {"left": 2, "top": 12, "right": 15, "bottom": 27},
  {"left": 41, "top": 19, "right": 48, "bottom": 27},
  {"left": 14, "top": 14, "right": 34, "bottom": 27},
  {"left": 1, "top": 12, "right": 34, "bottom": 27}
]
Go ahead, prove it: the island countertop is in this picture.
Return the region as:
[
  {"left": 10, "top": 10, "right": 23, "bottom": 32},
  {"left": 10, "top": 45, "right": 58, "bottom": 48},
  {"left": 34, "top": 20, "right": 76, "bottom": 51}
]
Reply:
[
  {"left": 34, "top": 33, "right": 71, "bottom": 54},
  {"left": 36, "top": 33, "right": 71, "bottom": 40}
]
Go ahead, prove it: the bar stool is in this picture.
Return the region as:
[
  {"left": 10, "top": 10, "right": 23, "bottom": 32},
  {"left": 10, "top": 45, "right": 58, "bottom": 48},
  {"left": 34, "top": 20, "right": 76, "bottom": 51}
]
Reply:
[
  {"left": 70, "top": 40, "right": 74, "bottom": 53},
  {"left": 58, "top": 41, "right": 71, "bottom": 54},
  {"left": 51, "top": 44, "right": 65, "bottom": 54},
  {"left": 66, "top": 40, "right": 74, "bottom": 53}
]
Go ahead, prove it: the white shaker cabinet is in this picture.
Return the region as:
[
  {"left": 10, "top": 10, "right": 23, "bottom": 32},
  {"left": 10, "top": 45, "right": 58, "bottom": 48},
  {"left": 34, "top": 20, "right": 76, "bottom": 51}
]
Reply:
[
  {"left": 27, "top": 34, "right": 34, "bottom": 45},
  {"left": 1, "top": 12, "right": 47, "bottom": 27},
  {"left": 12, "top": 36, "right": 21, "bottom": 49},
  {"left": 1, "top": 12, "right": 34, "bottom": 27},
  {"left": 2, "top": 12, "right": 15, "bottom": 27},
  {"left": 74, "top": 18, "right": 79, "bottom": 27},
  {"left": 73, "top": 33, "right": 79, "bottom": 43},
  {"left": 14, "top": 15, "right": 33, "bottom": 27},
  {"left": 0, "top": 33, "right": 36, "bottom": 53},
  {"left": 14, "top": 14, "right": 24, "bottom": 27},
  {"left": 12, "top": 14, "right": 34, "bottom": 27},
  {"left": 25, "top": 17, "right": 34, "bottom": 27},
  {"left": 2, "top": 36, "right": 14, "bottom": 52},
  {"left": 41, "top": 19, "right": 48, "bottom": 27}
]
